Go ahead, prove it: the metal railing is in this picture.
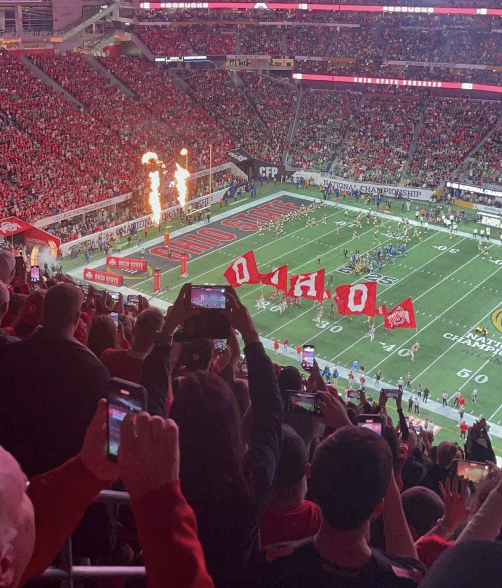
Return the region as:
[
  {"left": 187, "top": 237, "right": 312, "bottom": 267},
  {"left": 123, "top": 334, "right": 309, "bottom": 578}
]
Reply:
[{"left": 39, "top": 489, "right": 146, "bottom": 588}]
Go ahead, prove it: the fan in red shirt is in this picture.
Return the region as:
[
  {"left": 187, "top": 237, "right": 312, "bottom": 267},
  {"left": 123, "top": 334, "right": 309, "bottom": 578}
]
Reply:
[
  {"left": 260, "top": 425, "right": 321, "bottom": 548},
  {"left": 101, "top": 309, "right": 164, "bottom": 383}
]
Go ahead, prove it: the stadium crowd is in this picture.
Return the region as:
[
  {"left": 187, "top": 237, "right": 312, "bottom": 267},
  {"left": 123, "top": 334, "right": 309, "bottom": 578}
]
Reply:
[
  {"left": 332, "top": 98, "right": 419, "bottom": 184},
  {"left": 466, "top": 125, "right": 502, "bottom": 185},
  {"left": 1, "top": 252, "right": 502, "bottom": 588}
]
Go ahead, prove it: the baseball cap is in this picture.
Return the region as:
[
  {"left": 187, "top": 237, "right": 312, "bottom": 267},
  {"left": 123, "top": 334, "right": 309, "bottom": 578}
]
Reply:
[{"left": 0, "top": 250, "right": 15, "bottom": 284}]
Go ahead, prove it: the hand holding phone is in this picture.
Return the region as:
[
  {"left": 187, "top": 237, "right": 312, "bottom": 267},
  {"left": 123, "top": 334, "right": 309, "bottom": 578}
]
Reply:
[
  {"left": 30, "top": 265, "right": 40, "bottom": 283},
  {"left": 285, "top": 390, "right": 323, "bottom": 417},
  {"left": 357, "top": 414, "right": 383, "bottom": 435},
  {"left": 107, "top": 378, "right": 147, "bottom": 462},
  {"left": 453, "top": 459, "right": 490, "bottom": 483},
  {"left": 301, "top": 344, "right": 315, "bottom": 371}
]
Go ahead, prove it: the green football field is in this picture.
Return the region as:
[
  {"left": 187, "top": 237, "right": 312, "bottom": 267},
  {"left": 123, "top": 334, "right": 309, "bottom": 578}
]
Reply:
[{"left": 70, "top": 188, "right": 502, "bottom": 456}]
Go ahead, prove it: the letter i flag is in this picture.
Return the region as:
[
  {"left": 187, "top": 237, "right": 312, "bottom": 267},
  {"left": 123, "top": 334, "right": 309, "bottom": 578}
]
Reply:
[
  {"left": 259, "top": 265, "right": 288, "bottom": 292},
  {"left": 334, "top": 282, "right": 377, "bottom": 316},
  {"left": 384, "top": 298, "right": 417, "bottom": 329},
  {"left": 223, "top": 250, "right": 261, "bottom": 287}
]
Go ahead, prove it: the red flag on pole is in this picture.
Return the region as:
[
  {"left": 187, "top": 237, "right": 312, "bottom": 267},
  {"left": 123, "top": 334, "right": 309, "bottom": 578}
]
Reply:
[
  {"left": 180, "top": 253, "right": 188, "bottom": 277},
  {"left": 287, "top": 269, "right": 325, "bottom": 301},
  {"left": 334, "top": 282, "right": 377, "bottom": 316},
  {"left": 259, "top": 265, "right": 288, "bottom": 292},
  {"left": 384, "top": 298, "right": 417, "bottom": 329},
  {"left": 223, "top": 250, "right": 260, "bottom": 287}
]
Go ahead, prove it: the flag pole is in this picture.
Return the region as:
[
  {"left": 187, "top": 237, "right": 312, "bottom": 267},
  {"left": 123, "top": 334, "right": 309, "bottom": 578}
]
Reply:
[{"left": 209, "top": 144, "right": 213, "bottom": 196}]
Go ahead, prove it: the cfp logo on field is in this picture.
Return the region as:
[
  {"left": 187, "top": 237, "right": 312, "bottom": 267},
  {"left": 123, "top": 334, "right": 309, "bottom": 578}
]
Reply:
[
  {"left": 259, "top": 166, "right": 279, "bottom": 179},
  {"left": 228, "top": 151, "right": 249, "bottom": 162},
  {"left": 491, "top": 308, "right": 502, "bottom": 334}
]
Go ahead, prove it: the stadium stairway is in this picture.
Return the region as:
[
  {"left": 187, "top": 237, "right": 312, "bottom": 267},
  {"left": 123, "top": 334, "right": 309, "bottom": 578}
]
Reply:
[
  {"left": 83, "top": 54, "right": 137, "bottom": 99},
  {"left": 328, "top": 92, "right": 366, "bottom": 173},
  {"left": 324, "top": 29, "right": 341, "bottom": 57},
  {"left": 20, "top": 56, "right": 85, "bottom": 108},
  {"left": 284, "top": 86, "right": 304, "bottom": 166},
  {"left": 401, "top": 95, "right": 428, "bottom": 183},
  {"left": 129, "top": 32, "right": 155, "bottom": 61}
]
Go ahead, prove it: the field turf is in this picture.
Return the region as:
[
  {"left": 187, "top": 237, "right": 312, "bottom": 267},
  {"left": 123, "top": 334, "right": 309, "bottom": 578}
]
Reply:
[{"left": 70, "top": 188, "right": 502, "bottom": 456}]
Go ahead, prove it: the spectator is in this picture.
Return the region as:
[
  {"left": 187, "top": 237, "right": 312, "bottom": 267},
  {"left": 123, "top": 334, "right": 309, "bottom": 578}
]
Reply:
[
  {"left": 5, "top": 289, "right": 45, "bottom": 340},
  {"left": 87, "top": 315, "right": 120, "bottom": 360},
  {"left": 0, "top": 283, "right": 108, "bottom": 477},
  {"left": 260, "top": 421, "right": 424, "bottom": 586},
  {"left": 420, "top": 441, "right": 459, "bottom": 497},
  {"left": 260, "top": 424, "right": 322, "bottom": 548},
  {"left": 0, "top": 281, "right": 19, "bottom": 348},
  {"left": 101, "top": 308, "right": 164, "bottom": 382}
]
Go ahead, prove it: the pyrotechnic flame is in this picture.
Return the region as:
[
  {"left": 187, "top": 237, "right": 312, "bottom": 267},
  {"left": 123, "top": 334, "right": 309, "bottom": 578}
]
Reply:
[
  {"left": 174, "top": 163, "right": 190, "bottom": 210},
  {"left": 141, "top": 152, "right": 162, "bottom": 224}
]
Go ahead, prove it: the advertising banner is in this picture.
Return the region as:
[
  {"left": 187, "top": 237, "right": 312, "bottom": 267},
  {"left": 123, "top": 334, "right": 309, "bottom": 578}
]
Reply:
[
  {"left": 83, "top": 268, "right": 123, "bottom": 287},
  {"left": 106, "top": 256, "right": 147, "bottom": 272}
]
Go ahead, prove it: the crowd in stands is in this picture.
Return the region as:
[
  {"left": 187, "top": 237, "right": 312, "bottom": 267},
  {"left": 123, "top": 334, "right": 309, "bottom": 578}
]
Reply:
[
  {"left": 333, "top": 97, "right": 419, "bottom": 184},
  {"left": 326, "top": 27, "right": 388, "bottom": 59},
  {"left": 185, "top": 69, "right": 282, "bottom": 163},
  {"left": 289, "top": 89, "right": 361, "bottom": 171},
  {"left": 240, "top": 72, "right": 297, "bottom": 157},
  {"left": 464, "top": 125, "right": 502, "bottom": 185},
  {"left": 187, "top": 25, "right": 237, "bottom": 55},
  {"left": 136, "top": 26, "right": 193, "bottom": 56},
  {"left": 406, "top": 97, "right": 501, "bottom": 188},
  {"left": 238, "top": 25, "right": 286, "bottom": 56},
  {"left": 385, "top": 29, "right": 446, "bottom": 62},
  {"left": 2, "top": 250, "right": 502, "bottom": 587},
  {"left": 448, "top": 32, "right": 502, "bottom": 66},
  {"left": 284, "top": 26, "right": 332, "bottom": 57}
]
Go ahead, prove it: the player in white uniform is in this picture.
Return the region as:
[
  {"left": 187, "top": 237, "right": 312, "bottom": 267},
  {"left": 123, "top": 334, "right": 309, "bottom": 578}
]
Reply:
[
  {"left": 256, "top": 294, "right": 266, "bottom": 309},
  {"left": 410, "top": 342, "right": 420, "bottom": 361}
]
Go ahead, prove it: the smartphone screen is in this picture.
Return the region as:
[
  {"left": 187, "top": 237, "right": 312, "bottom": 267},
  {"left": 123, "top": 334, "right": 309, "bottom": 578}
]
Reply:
[
  {"left": 456, "top": 460, "right": 490, "bottom": 483},
  {"left": 107, "top": 379, "right": 146, "bottom": 461},
  {"left": 109, "top": 312, "right": 119, "bottom": 326},
  {"left": 30, "top": 266, "right": 40, "bottom": 283},
  {"left": 357, "top": 416, "right": 382, "bottom": 435},
  {"left": 285, "top": 390, "right": 323, "bottom": 416},
  {"left": 109, "top": 292, "right": 120, "bottom": 302},
  {"left": 190, "top": 285, "right": 228, "bottom": 310},
  {"left": 301, "top": 344, "right": 315, "bottom": 371},
  {"left": 382, "top": 388, "right": 400, "bottom": 399},
  {"left": 347, "top": 389, "right": 361, "bottom": 400},
  {"left": 127, "top": 294, "right": 140, "bottom": 304},
  {"left": 80, "top": 284, "right": 89, "bottom": 293}
]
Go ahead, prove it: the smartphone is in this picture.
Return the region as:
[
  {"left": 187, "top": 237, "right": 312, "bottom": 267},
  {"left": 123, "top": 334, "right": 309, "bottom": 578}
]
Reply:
[
  {"left": 301, "top": 344, "right": 315, "bottom": 371},
  {"left": 346, "top": 389, "right": 360, "bottom": 400},
  {"left": 357, "top": 414, "right": 383, "bottom": 435},
  {"left": 405, "top": 416, "right": 410, "bottom": 425},
  {"left": 127, "top": 294, "right": 140, "bottom": 304},
  {"left": 109, "top": 312, "right": 119, "bottom": 326},
  {"left": 188, "top": 285, "right": 229, "bottom": 310},
  {"left": 285, "top": 390, "right": 323, "bottom": 416},
  {"left": 454, "top": 459, "right": 490, "bottom": 483},
  {"left": 80, "top": 284, "right": 89, "bottom": 293},
  {"left": 382, "top": 388, "right": 401, "bottom": 399},
  {"left": 213, "top": 339, "right": 227, "bottom": 352},
  {"left": 30, "top": 265, "right": 40, "bottom": 283},
  {"left": 240, "top": 362, "right": 248, "bottom": 376},
  {"left": 106, "top": 378, "right": 147, "bottom": 462},
  {"left": 414, "top": 425, "right": 422, "bottom": 433},
  {"left": 109, "top": 292, "right": 120, "bottom": 302}
]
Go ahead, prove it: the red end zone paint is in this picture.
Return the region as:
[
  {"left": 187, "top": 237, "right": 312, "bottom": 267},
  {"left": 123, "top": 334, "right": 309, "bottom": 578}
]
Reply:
[{"left": 151, "top": 199, "right": 300, "bottom": 260}]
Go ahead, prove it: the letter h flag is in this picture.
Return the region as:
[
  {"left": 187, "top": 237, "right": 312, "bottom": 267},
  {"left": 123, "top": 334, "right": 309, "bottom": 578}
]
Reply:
[
  {"left": 223, "top": 250, "right": 261, "bottom": 287},
  {"left": 287, "top": 270, "right": 325, "bottom": 301}
]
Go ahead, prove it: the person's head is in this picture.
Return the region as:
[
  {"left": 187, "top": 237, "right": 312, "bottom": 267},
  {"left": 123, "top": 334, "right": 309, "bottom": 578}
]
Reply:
[
  {"left": 230, "top": 378, "right": 250, "bottom": 419},
  {"left": 170, "top": 371, "right": 246, "bottom": 500},
  {"left": 0, "top": 251, "right": 15, "bottom": 286},
  {"left": 88, "top": 316, "right": 117, "bottom": 359},
  {"left": 436, "top": 441, "right": 458, "bottom": 469},
  {"left": 132, "top": 308, "right": 163, "bottom": 351},
  {"left": 0, "top": 281, "right": 9, "bottom": 326},
  {"left": 269, "top": 425, "right": 309, "bottom": 508},
  {"left": 42, "top": 283, "right": 83, "bottom": 336},
  {"left": 13, "top": 290, "right": 45, "bottom": 338},
  {"left": 183, "top": 339, "right": 215, "bottom": 372},
  {"left": 0, "top": 446, "right": 35, "bottom": 588},
  {"left": 401, "top": 486, "right": 445, "bottom": 540},
  {"left": 277, "top": 366, "right": 302, "bottom": 405},
  {"left": 311, "top": 426, "right": 392, "bottom": 531}
]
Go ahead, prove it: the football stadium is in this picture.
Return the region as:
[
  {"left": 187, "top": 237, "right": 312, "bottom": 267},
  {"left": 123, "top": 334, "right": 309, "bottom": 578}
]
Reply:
[{"left": 2, "top": 0, "right": 502, "bottom": 584}]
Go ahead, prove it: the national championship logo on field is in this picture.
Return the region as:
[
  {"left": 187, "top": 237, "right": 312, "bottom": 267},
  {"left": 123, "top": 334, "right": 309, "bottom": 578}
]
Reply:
[{"left": 491, "top": 308, "right": 502, "bottom": 334}]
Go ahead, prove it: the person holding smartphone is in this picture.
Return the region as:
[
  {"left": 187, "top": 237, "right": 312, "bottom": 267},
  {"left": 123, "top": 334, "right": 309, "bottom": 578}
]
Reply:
[{"left": 137, "top": 284, "right": 282, "bottom": 588}]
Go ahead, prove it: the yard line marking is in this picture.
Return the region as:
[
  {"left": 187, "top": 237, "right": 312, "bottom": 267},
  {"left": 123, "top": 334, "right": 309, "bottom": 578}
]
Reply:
[
  {"left": 405, "top": 296, "right": 502, "bottom": 399},
  {"left": 365, "top": 255, "right": 501, "bottom": 374}
]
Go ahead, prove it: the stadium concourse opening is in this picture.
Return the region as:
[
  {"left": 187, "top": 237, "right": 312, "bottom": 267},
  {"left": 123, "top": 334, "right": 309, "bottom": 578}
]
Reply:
[{"left": 0, "top": 216, "right": 60, "bottom": 262}]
